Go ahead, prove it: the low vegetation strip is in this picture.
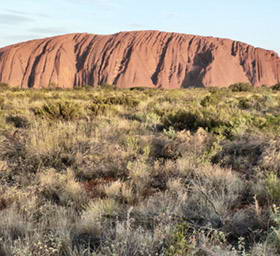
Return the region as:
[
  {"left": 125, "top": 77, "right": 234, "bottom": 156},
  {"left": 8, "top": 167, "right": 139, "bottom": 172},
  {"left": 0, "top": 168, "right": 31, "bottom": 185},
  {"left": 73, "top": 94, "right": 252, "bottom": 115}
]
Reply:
[{"left": 0, "top": 84, "right": 280, "bottom": 255}]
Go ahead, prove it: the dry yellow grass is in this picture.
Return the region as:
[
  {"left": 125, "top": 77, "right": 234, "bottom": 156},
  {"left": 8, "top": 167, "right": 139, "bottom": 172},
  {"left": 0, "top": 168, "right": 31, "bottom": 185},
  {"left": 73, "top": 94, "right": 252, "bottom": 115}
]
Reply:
[{"left": 0, "top": 86, "right": 280, "bottom": 255}]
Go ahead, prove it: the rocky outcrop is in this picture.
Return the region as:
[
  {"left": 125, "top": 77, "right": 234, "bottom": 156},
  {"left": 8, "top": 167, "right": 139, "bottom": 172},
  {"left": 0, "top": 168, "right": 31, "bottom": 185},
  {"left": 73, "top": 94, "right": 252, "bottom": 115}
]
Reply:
[{"left": 0, "top": 31, "right": 279, "bottom": 88}]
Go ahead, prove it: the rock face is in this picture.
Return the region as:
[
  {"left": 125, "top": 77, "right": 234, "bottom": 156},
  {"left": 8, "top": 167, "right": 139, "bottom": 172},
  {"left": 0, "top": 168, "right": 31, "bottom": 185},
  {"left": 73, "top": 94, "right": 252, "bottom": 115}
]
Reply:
[{"left": 0, "top": 31, "right": 279, "bottom": 88}]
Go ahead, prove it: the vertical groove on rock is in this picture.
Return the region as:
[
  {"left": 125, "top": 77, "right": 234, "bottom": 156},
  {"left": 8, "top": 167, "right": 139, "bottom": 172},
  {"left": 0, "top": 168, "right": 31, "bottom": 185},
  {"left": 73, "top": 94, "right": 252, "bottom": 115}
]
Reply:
[
  {"left": 151, "top": 35, "right": 173, "bottom": 86},
  {"left": 76, "top": 36, "right": 96, "bottom": 72},
  {"left": 96, "top": 36, "right": 117, "bottom": 85},
  {"left": 113, "top": 45, "right": 134, "bottom": 84},
  {"left": 21, "top": 40, "right": 48, "bottom": 87},
  {"left": 27, "top": 40, "right": 52, "bottom": 88}
]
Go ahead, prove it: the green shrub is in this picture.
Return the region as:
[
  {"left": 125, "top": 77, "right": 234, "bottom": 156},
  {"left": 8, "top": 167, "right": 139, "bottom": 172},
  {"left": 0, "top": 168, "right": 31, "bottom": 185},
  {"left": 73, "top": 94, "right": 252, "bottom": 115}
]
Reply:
[
  {"left": 201, "top": 88, "right": 232, "bottom": 107},
  {"left": 266, "top": 173, "right": 280, "bottom": 204},
  {"left": 32, "top": 101, "right": 85, "bottom": 120},
  {"left": 272, "top": 83, "right": 280, "bottom": 91},
  {"left": 238, "top": 95, "right": 271, "bottom": 111},
  {"left": 166, "top": 223, "right": 194, "bottom": 256},
  {"left": 92, "top": 95, "right": 139, "bottom": 107},
  {"left": 200, "top": 94, "right": 222, "bottom": 107},
  {"left": 266, "top": 205, "right": 280, "bottom": 253},
  {"left": 212, "top": 135, "right": 263, "bottom": 174},
  {"left": 162, "top": 109, "right": 230, "bottom": 134},
  {"left": 74, "top": 84, "right": 94, "bottom": 90},
  {"left": 263, "top": 115, "right": 280, "bottom": 132},
  {"left": 0, "top": 97, "right": 5, "bottom": 110},
  {"left": 129, "top": 87, "right": 152, "bottom": 91},
  {"left": 98, "top": 83, "right": 117, "bottom": 90},
  {"left": 88, "top": 103, "right": 113, "bottom": 117},
  {"left": 6, "top": 115, "right": 30, "bottom": 128},
  {"left": 238, "top": 98, "right": 251, "bottom": 110},
  {"left": 229, "top": 83, "right": 254, "bottom": 92}
]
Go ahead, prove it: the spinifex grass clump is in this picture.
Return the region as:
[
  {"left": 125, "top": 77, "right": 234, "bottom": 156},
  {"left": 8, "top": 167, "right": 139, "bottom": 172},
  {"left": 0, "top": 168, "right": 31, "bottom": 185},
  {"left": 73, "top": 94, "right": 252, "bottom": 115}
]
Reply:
[{"left": 0, "top": 85, "right": 280, "bottom": 255}]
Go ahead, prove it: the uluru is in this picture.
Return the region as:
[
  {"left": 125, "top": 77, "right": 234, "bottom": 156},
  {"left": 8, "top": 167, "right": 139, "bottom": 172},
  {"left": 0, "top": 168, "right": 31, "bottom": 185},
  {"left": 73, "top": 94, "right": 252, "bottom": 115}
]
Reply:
[{"left": 0, "top": 30, "right": 279, "bottom": 89}]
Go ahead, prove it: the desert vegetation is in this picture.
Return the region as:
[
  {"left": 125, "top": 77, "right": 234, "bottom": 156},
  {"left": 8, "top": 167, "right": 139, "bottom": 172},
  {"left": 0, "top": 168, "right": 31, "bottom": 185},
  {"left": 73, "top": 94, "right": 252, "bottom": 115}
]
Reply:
[{"left": 1, "top": 84, "right": 280, "bottom": 255}]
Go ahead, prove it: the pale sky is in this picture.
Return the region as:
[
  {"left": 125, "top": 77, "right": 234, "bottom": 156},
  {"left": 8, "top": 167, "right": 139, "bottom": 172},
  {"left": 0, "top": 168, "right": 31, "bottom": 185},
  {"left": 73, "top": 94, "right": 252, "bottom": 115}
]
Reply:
[{"left": 0, "top": 0, "right": 279, "bottom": 54}]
